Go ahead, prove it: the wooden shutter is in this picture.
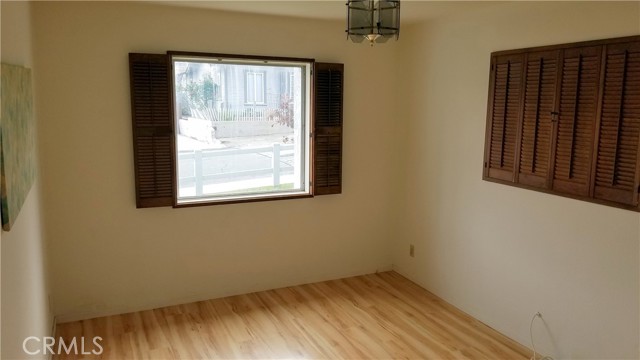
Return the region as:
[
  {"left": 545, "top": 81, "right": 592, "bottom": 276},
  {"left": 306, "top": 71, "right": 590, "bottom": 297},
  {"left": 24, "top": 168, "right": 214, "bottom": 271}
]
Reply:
[
  {"left": 313, "top": 63, "right": 343, "bottom": 195},
  {"left": 551, "top": 46, "right": 602, "bottom": 196},
  {"left": 593, "top": 42, "right": 640, "bottom": 205},
  {"left": 129, "top": 53, "right": 174, "bottom": 208},
  {"left": 517, "top": 50, "right": 559, "bottom": 188},
  {"left": 484, "top": 54, "right": 524, "bottom": 182}
]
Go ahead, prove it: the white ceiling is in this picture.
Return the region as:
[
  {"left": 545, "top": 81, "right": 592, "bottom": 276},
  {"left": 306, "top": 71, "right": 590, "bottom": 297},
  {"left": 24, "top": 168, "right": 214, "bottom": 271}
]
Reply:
[{"left": 153, "top": 0, "right": 495, "bottom": 24}]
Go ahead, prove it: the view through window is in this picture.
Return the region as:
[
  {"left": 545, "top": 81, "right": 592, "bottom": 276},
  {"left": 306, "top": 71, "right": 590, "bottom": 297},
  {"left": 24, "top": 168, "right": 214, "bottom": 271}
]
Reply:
[{"left": 173, "top": 57, "right": 311, "bottom": 204}]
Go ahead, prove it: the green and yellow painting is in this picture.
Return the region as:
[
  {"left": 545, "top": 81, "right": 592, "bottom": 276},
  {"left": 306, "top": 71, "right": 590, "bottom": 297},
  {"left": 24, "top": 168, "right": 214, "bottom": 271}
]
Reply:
[{"left": 1, "top": 63, "right": 36, "bottom": 231}]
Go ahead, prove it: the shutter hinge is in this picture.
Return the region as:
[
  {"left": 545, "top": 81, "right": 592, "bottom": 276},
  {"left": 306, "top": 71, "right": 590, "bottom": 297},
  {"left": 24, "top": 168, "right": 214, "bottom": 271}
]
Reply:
[
  {"left": 490, "top": 63, "right": 494, "bottom": 71},
  {"left": 637, "top": 185, "right": 640, "bottom": 193},
  {"left": 484, "top": 162, "right": 488, "bottom": 168}
]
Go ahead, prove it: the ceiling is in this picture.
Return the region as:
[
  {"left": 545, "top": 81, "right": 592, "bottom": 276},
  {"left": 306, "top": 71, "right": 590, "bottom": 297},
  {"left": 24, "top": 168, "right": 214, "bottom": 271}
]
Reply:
[{"left": 154, "top": 0, "right": 495, "bottom": 24}]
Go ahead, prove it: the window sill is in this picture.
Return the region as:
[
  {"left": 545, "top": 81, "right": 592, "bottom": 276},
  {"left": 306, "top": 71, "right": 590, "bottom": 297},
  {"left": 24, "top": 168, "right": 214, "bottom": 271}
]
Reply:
[{"left": 174, "top": 192, "right": 313, "bottom": 208}]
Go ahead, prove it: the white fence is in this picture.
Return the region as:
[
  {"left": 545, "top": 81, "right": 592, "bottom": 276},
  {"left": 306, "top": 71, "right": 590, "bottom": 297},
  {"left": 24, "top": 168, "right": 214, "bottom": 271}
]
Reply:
[
  {"left": 190, "top": 107, "right": 270, "bottom": 122},
  {"left": 178, "top": 144, "right": 295, "bottom": 196}
]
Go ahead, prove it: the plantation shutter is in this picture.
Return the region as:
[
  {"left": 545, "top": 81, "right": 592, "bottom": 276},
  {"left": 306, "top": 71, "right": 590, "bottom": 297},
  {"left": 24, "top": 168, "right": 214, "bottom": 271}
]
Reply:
[
  {"left": 593, "top": 42, "right": 640, "bottom": 205},
  {"left": 484, "top": 36, "right": 640, "bottom": 211},
  {"left": 517, "top": 50, "right": 559, "bottom": 188},
  {"left": 551, "top": 46, "right": 602, "bottom": 196},
  {"left": 129, "top": 53, "right": 174, "bottom": 208},
  {"left": 313, "top": 62, "right": 343, "bottom": 195},
  {"left": 484, "top": 54, "right": 524, "bottom": 182}
]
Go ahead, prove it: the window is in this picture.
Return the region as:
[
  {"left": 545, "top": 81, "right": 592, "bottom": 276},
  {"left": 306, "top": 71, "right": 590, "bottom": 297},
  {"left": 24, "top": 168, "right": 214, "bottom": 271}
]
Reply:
[
  {"left": 483, "top": 35, "right": 640, "bottom": 211},
  {"left": 286, "top": 72, "right": 295, "bottom": 99},
  {"left": 174, "top": 57, "right": 310, "bottom": 204},
  {"left": 245, "top": 71, "right": 266, "bottom": 105},
  {"left": 128, "top": 52, "right": 344, "bottom": 208}
]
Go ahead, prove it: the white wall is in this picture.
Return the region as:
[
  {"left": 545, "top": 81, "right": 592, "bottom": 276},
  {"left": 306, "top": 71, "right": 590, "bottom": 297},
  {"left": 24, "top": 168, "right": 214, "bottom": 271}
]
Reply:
[
  {"left": 32, "top": 1, "right": 399, "bottom": 322},
  {"left": 1, "top": 1, "right": 52, "bottom": 359},
  {"left": 393, "top": 2, "right": 640, "bottom": 359}
]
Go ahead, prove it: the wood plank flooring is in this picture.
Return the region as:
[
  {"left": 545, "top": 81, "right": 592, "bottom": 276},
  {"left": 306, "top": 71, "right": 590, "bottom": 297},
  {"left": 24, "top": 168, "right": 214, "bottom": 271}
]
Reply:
[{"left": 54, "top": 271, "right": 530, "bottom": 359}]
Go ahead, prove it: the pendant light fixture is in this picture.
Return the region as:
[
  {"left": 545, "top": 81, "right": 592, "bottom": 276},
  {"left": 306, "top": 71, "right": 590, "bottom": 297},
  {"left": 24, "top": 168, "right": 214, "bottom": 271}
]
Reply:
[{"left": 346, "top": 0, "right": 400, "bottom": 46}]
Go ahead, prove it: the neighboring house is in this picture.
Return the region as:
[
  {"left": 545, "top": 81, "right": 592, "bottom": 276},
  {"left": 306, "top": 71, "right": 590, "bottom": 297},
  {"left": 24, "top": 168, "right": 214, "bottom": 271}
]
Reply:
[{"left": 175, "top": 61, "right": 296, "bottom": 121}]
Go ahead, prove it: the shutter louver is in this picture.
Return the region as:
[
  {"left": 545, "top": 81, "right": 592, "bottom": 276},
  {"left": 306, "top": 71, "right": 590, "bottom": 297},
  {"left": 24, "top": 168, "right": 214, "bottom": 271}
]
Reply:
[
  {"left": 484, "top": 36, "right": 640, "bottom": 211},
  {"left": 314, "top": 63, "right": 343, "bottom": 195},
  {"left": 551, "top": 46, "right": 602, "bottom": 196},
  {"left": 594, "top": 42, "right": 640, "bottom": 205},
  {"left": 518, "top": 51, "right": 559, "bottom": 188},
  {"left": 484, "top": 54, "right": 524, "bottom": 182},
  {"left": 129, "top": 53, "right": 174, "bottom": 208}
]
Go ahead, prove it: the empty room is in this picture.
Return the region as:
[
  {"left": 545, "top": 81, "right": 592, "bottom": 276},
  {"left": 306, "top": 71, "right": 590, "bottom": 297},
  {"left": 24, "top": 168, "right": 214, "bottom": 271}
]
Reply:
[{"left": 1, "top": 1, "right": 639, "bottom": 359}]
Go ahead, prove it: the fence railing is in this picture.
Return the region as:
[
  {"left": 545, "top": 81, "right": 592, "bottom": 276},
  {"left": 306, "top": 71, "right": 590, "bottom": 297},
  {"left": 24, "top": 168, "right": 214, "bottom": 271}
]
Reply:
[
  {"left": 190, "top": 107, "right": 271, "bottom": 122},
  {"left": 178, "top": 144, "right": 294, "bottom": 196}
]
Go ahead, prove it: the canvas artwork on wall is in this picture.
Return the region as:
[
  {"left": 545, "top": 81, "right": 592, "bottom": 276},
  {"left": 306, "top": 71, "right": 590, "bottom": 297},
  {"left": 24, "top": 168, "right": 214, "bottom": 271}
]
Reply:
[{"left": 0, "top": 63, "right": 36, "bottom": 231}]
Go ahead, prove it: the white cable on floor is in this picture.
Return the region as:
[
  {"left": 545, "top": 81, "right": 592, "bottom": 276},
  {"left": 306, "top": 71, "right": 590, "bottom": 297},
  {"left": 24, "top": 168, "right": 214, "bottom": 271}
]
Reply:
[{"left": 530, "top": 312, "right": 554, "bottom": 360}]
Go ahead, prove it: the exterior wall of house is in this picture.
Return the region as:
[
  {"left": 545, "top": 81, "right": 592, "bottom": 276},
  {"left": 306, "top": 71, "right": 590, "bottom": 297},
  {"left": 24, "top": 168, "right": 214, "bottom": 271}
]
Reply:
[{"left": 178, "top": 62, "right": 293, "bottom": 114}]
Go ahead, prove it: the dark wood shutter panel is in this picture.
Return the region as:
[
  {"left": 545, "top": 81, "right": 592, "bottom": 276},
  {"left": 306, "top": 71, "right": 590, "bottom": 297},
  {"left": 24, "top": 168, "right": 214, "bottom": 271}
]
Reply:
[
  {"left": 483, "top": 36, "right": 640, "bottom": 211},
  {"left": 129, "top": 53, "right": 174, "bottom": 208},
  {"left": 593, "top": 42, "right": 640, "bottom": 205},
  {"left": 518, "top": 50, "right": 559, "bottom": 188},
  {"left": 313, "top": 62, "right": 343, "bottom": 195},
  {"left": 551, "top": 46, "right": 602, "bottom": 196},
  {"left": 484, "top": 54, "right": 524, "bottom": 182}
]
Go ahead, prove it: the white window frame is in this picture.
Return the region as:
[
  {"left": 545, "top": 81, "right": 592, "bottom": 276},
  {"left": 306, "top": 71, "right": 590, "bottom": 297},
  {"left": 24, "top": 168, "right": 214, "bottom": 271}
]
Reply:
[
  {"left": 245, "top": 71, "right": 266, "bottom": 105},
  {"left": 287, "top": 72, "right": 295, "bottom": 99},
  {"left": 171, "top": 55, "right": 312, "bottom": 205}
]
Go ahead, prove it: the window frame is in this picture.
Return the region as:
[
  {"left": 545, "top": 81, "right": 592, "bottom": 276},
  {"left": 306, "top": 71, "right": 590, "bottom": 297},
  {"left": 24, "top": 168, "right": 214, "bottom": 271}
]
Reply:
[
  {"left": 287, "top": 72, "right": 296, "bottom": 100},
  {"left": 168, "top": 51, "right": 315, "bottom": 207},
  {"left": 244, "top": 70, "right": 266, "bottom": 105},
  {"left": 129, "top": 51, "right": 344, "bottom": 209}
]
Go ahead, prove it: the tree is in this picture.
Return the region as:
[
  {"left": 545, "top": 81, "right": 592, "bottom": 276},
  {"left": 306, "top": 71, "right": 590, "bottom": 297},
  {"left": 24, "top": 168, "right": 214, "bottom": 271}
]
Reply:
[{"left": 266, "top": 94, "right": 294, "bottom": 128}]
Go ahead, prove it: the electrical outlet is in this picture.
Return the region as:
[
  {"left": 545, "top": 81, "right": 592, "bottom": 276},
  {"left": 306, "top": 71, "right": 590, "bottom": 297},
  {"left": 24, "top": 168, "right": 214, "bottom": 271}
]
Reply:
[{"left": 409, "top": 244, "right": 415, "bottom": 257}]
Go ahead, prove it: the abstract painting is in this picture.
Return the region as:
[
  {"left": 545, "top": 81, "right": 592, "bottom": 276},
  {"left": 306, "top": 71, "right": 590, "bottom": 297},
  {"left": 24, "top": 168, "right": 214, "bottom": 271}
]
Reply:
[{"left": 1, "top": 63, "right": 36, "bottom": 231}]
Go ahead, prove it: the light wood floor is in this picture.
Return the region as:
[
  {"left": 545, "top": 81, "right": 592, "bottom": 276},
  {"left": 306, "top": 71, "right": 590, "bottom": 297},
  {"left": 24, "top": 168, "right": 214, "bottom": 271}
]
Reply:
[{"left": 54, "top": 271, "right": 530, "bottom": 359}]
